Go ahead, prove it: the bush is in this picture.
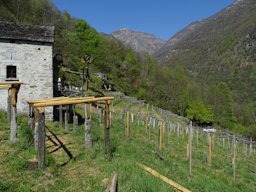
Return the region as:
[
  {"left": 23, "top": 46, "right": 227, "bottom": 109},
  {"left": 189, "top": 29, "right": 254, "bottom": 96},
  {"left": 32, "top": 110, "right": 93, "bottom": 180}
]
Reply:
[{"left": 186, "top": 99, "right": 214, "bottom": 125}]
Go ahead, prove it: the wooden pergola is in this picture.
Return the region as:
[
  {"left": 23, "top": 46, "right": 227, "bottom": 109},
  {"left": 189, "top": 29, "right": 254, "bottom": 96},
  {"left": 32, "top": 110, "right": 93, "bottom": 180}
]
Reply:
[
  {"left": 0, "top": 81, "right": 23, "bottom": 142},
  {"left": 28, "top": 96, "right": 114, "bottom": 168}
]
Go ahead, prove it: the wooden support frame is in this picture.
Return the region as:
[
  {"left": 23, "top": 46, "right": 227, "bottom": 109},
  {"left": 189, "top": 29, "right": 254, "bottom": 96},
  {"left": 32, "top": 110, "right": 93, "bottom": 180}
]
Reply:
[
  {"left": 31, "top": 97, "right": 113, "bottom": 107},
  {"left": 27, "top": 96, "right": 114, "bottom": 168},
  {"left": 0, "top": 82, "right": 23, "bottom": 142}
]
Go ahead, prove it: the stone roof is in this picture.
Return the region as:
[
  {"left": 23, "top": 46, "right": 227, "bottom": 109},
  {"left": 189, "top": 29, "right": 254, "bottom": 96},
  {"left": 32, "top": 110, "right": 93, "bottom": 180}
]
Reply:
[{"left": 0, "top": 22, "right": 54, "bottom": 43}]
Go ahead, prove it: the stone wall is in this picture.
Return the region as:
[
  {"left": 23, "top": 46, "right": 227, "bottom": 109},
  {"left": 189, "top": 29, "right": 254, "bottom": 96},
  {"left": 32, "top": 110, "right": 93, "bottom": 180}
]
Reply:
[{"left": 0, "top": 42, "right": 53, "bottom": 118}]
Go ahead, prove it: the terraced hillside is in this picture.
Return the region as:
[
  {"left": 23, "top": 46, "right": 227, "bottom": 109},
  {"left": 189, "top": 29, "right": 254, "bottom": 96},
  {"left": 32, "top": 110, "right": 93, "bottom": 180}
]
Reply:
[{"left": 0, "top": 95, "right": 255, "bottom": 191}]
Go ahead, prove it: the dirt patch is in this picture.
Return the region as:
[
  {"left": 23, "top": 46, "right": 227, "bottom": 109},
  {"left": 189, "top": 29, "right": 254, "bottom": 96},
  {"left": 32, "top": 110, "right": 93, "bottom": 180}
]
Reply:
[{"left": 27, "top": 159, "right": 38, "bottom": 170}]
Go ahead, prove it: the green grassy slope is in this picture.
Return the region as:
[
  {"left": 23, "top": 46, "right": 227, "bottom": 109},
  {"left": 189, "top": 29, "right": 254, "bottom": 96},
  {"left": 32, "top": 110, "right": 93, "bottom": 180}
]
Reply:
[{"left": 0, "top": 99, "right": 255, "bottom": 191}]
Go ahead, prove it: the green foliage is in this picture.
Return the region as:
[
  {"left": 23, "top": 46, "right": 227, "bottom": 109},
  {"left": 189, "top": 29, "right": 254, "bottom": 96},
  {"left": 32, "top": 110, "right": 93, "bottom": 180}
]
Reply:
[
  {"left": 217, "top": 35, "right": 239, "bottom": 55},
  {"left": 208, "top": 82, "right": 236, "bottom": 128},
  {"left": 137, "top": 88, "right": 146, "bottom": 99},
  {"left": 186, "top": 99, "right": 214, "bottom": 124}
]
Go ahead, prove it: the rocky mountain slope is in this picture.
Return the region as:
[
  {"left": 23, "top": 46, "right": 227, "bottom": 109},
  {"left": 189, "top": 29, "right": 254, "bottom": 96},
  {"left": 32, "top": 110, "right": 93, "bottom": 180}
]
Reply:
[
  {"left": 112, "top": 28, "right": 166, "bottom": 54},
  {"left": 155, "top": 0, "right": 256, "bottom": 102}
]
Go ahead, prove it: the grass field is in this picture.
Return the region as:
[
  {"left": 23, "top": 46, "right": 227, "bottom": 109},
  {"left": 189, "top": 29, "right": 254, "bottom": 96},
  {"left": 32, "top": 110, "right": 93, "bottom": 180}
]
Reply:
[{"left": 0, "top": 100, "right": 255, "bottom": 191}]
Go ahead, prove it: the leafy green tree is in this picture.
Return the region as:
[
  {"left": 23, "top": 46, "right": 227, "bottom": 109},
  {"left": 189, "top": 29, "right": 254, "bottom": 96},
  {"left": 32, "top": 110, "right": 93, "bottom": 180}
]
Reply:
[
  {"left": 186, "top": 99, "right": 214, "bottom": 124},
  {"left": 208, "top": 82, "right": 236, "bottom": 128}
]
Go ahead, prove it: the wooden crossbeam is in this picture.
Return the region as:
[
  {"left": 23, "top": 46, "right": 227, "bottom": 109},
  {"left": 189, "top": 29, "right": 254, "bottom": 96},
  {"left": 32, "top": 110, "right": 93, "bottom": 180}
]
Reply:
[
  {"left": 27, "top": 97, "right": 72, "bottom": 104},
  {"left": 0, "top": 81, "right": 23, "bottom": 85},
  {"left": 27, "top": 96, "right": 68, "bottom": 104},
  {"left": 32, "top": 97, "right": 115, "bottom": 107},
  {"left": 28, "top": 96, "right": 95, "bottom": 105},
  {"left": 0, "top": 85, "right": 10, "bottom": 90}
]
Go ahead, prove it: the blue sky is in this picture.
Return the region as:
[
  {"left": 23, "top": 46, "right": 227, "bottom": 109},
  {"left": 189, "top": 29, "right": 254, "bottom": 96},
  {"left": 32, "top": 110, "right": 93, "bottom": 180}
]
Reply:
[{"left": 53, "top": 0, "right": 234, "bottom": 40}]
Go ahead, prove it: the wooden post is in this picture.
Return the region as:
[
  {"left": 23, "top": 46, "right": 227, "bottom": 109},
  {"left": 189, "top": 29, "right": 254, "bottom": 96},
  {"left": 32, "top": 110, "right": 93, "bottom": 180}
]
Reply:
[
  {"left": 10, "top": 102, "right": 17, "bottom": 142},
  {"left": 36, "top": 107, "right": 46, "bottom": 168},
  {"left": 34, "top": 107, "right": 40, "bottom": 150},
  {"left": 212, "top": 134, "right": 215, "bottom": 151},
  {"left": 149, "top": 120, "right": 151, "bottom": 141},
  {"left": 233, "top": 135, "right": 236, "bottom": 183},
  {"left": 196, "top": 128, "right": 199, "bottom": 147},
  {"left": 182, "top": 127, "right": 185, "bottom": 140},
  {"left": 187, "top": 127, "right": 190, "bottom": 160},
  {"left": 109, "top": 111, "right": 112, "bottom": 127},
  {"left": 99, "top": 109, "right": 102, "bottom": 126},
  {"left": 159, "top": 121, "right": 163, "bottom": 151},
  {"left": 89, "top": 103, "right": 92, "bottom": 120},
  {"left": 163, "top": 122, "right": 166, "bottom": 136},
  {"left": 131, "top": 112, "right": 134, "bottom": 124},
  {"left": 245, "top": 141, "right": 248, "bottom": 159},
  {"left": 105, "top": 101, "right": 111, "bottom": 157},
  {"left": 84, "top": 104, "right": 89, "bottom": 120},
  {"left": 125, "top": 111, "right": 130, "bottom": 137},
  {"left": 249, "top": 137, "right": 252, "bottom": 157},
  {"left": 28, "top": 105, "right": 34, "bottom": 130},
  {"left": 84, "top": 119, "right": 92, "bottom": 148},
  {"left": 64, "top": 111, "right": 69, "bottom": 132},
  {"left": 72, "top": 105, "right": 78, "bottom": 131},
  {"left": 59, "top": 105, "right": 63, "bottom": 127},
  {"left": 7, "top": 88, "right": 11, "bottom": 125},
  {"left": 145, "top": 116, "right": 148, "bottom": 134},
  {"left": 189, "top": 121, "right": 193, "bottom": 176},
  {"left": 208, "top": 133, "right": 212, "bottom": 164},
  {"left": 84, "top": 103, "right": 92, "bottom": 148},
  {"left": 177, "top": 123, "right": 180, "bottom": 137},
  {"left": 10, "top": 86, "right": 18, "bottom": 142},
  {"left": 73, "top": 115, "right": 78, "bottom": 131},
  {"left": 168, "top": 122, "right": 170, "bottom": 144}
]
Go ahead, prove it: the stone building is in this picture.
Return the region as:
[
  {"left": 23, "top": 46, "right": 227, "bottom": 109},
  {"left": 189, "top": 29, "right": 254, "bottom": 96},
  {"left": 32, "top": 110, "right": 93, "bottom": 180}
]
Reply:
[{"left": 0, "top": 22, "right": 54, "bottom": 118}]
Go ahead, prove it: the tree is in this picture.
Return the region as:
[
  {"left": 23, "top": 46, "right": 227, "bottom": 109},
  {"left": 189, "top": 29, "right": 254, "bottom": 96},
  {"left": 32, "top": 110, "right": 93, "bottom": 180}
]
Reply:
[
  {"left": 186, "top": 99, "right": 214, "bottom": 125},
  {"left": 208, "top": 82, "right": 236, "bottom": 128}
]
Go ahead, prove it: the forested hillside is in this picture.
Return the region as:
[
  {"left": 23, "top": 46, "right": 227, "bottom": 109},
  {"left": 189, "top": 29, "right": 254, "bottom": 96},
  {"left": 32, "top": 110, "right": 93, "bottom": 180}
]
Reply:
[
  {"left": 0, "top": 0, "right": 255, "bottom": 137},
  {"left": 155, "top": 0, "right": 256, "bottom": 136}
]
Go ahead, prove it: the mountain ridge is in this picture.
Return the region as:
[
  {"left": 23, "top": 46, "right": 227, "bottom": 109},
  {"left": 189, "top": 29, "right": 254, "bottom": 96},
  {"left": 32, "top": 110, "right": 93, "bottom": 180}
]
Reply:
[{"left": 111, "top": 28, "right": 166, "bottom": 54}]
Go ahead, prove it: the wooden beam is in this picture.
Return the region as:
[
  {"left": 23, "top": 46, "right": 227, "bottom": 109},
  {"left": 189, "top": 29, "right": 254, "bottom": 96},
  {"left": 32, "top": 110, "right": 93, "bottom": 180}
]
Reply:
[
  {"left": 106, "top": 173, "right": 118, "bottom": 192},
  {"left": 105, "top": 101, "right": 111, "bottom": 158},
  {"left": 7, "top": 89, "right": 11, "bottom": 125},
  {"left": 0, "top": 85, "right": 10, "bottom": 90},
  {"left": 33, "top": 97, "right": 114, "bottom": 107},
  {"left": 28, "top": 96, "right": 95, "bottom": 104},
  {"left": 10, "top": 86, "right": 19, "bottom": 142},
  {"left": 159, "top": 121, "right": 163, "bottom": 151},
  {"left": 138, "top": 163, "right": 191, "bottom": 192},
  {"left": 35, "top": 107, "right": 46, "bottom": 168},
  {"left": 10, "top": 99, "right": 17, "bottom": 142},
  {"left": 34, "top": 107, "right": 40, "bottom": 150},
  {"left": 0, "top": 81, "right": 23, "bottom": 85},
  {"left": 189, "top": 121, "right": 193, "bottom": 176},
  {"left": 59, "top": 105, "right": 63, "bottom": 127},
  {"left": 28, "top": 97, "right": 87, "bottom": 105},
  {"left": 27, "top": 97, "right": 68, "bottom": 104}
]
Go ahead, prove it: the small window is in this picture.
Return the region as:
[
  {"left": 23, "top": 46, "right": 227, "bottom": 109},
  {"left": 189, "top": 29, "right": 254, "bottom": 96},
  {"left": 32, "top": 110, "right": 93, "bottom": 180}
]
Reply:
[{"left": 6, "top": 65, "right": 17, "bottom": 79}]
